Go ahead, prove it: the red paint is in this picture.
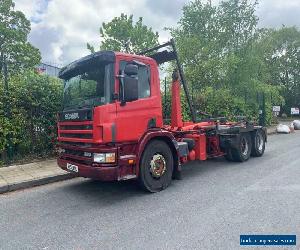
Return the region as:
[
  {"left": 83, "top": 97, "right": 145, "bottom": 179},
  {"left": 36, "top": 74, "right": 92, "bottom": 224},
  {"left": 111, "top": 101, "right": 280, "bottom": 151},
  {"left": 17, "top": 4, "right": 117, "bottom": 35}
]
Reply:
[
  {"left": 185, "top": 134, "right": 207, "bottom": 161},
  {"left": 198, "top": 134, "right": 207, "bottom": 160},
  {"left": 56, "top": 51, "right": 251, "bottom": 183},
  {"left": 188, "top": 150, "right": 196, "bottom": 161},
  {"left": 134, "top": 129, "right": 178, "bottom": 177},
  {"left": 114, "top": 53, "right": 163, "bottom": 142},
  {"left": 207, "top": 135, "right": 225, "bottom": 158},
  {"left": 58, "top": 158, "right": 118, "bottom": 181},
  {"left": 171, "top": 78, "right": 183, "bottom": 128}
]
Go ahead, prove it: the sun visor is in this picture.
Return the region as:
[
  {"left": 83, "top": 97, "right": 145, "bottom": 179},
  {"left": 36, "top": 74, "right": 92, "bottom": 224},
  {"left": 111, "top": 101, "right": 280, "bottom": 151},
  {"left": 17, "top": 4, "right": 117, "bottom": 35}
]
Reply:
[{"left": 59, "top": 51, "right": 115, "bottom": 80}]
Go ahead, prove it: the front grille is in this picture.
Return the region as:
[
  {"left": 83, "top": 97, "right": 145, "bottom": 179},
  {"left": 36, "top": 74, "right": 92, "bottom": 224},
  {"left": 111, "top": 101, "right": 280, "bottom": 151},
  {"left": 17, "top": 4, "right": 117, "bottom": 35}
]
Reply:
[
  {"left": 60, "top": 133, "right": 93, "bottom": 139},
  {"left": 60, "top": 147, "right": 93, "bottom": 165},
  {"left": 59, "top": 121, "right": 93, "bottom": 142},
  {"left": 64, "top": 148, "right": 92, "bottom": 158},
  {"left": 60, "top": 124, "right": 93, "bottom": 130},
  {"left": 61, "top": 141, "right": 92, "bottom": 147}
]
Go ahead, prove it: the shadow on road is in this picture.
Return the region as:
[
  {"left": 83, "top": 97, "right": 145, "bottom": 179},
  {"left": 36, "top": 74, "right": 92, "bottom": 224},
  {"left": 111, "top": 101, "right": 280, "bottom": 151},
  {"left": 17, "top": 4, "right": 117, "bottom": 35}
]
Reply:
[
  {"left": 181, "top": 156, "right": 242, "bottom": 178},
  {"left": 57, "top": 156, "right": 240, "bottom": 204}
]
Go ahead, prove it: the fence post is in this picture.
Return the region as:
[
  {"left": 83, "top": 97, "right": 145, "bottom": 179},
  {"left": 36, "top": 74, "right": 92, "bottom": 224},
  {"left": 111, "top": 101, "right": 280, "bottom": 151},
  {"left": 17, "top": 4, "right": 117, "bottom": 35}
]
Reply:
[{"left": 259, "top": 92, "right": 266, "bottom": 127}]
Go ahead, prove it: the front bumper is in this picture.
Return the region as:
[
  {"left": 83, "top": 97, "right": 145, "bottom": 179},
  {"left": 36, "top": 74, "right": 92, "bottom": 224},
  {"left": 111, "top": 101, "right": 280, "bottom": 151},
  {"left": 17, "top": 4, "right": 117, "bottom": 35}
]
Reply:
[{"left": 57, "top": 158, "right": 119, "bottom": 181}]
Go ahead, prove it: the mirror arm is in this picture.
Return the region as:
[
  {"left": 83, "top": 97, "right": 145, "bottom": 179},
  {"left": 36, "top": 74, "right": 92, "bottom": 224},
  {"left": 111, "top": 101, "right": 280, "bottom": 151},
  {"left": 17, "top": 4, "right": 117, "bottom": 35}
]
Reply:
[
  {"left": 116, "top": 73, "right": 126, "bottom": 106},
  {"left": 120, "top": 78, "right": 126, "bottom": 106}
]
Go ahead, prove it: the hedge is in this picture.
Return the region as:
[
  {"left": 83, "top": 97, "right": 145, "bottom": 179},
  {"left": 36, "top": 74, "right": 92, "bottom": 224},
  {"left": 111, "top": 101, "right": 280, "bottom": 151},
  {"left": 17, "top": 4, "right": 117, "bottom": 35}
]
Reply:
[{"left": 0, "top": 71, "right": 63, "bottom": 163}]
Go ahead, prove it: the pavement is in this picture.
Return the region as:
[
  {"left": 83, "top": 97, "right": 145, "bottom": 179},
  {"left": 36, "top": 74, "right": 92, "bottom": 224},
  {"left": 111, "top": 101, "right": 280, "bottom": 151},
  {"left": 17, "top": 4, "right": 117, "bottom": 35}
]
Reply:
[
  {"left": 0, "top": 131, "right": 299, "bottom": 249},
  {"left": 0, "top": 159, "right": 74, "bottom": 194},
  {"left": 0, "top": 123, "right": 291, "bottom": 195}
]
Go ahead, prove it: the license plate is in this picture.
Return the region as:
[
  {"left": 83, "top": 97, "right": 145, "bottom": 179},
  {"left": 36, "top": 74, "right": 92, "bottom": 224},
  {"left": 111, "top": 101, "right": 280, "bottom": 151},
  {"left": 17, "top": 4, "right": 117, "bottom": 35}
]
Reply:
[{"left": 66, "top": 163, "right": 78, "bottom": 173}]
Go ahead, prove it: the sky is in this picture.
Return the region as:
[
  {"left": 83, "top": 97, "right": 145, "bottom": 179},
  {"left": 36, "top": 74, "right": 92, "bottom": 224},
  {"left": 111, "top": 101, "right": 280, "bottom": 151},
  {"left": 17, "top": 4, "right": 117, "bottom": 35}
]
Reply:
[{"left": 13, "top": 0, "right": 300, "bottom": 66}]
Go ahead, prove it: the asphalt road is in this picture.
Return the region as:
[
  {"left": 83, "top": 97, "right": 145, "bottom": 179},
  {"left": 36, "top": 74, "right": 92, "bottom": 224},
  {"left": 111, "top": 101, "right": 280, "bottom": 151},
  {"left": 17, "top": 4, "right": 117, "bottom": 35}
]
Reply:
[{"left": 1, "top": 133, "right": 300, "bottom": 250}]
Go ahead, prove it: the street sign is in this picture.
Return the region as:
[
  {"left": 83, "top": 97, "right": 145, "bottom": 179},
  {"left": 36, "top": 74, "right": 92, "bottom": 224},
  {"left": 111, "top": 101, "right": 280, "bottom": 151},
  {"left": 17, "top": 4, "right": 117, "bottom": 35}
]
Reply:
[
  {"left": 272, "top": 106, "right": 280, "bottom": 112},
  {"left": 291, "top": 107, "right": 299, "bottom": 115}
]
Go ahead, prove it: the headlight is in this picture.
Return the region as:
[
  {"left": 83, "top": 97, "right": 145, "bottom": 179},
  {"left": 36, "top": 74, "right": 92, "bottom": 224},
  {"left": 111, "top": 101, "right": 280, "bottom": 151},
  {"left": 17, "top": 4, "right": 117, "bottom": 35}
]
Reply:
[
  {"left": 93, "top": 153, "right": 116, "bottom": 163},
  {"left": 93, "top": 153, "right": 105, "bottom": 163}
]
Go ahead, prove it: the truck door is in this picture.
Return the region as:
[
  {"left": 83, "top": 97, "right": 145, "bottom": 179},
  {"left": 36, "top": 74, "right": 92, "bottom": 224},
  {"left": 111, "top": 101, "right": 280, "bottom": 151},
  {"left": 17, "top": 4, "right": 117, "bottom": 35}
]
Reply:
[{"left": 115, "top": 59, "right": 162, "bottom": 142}]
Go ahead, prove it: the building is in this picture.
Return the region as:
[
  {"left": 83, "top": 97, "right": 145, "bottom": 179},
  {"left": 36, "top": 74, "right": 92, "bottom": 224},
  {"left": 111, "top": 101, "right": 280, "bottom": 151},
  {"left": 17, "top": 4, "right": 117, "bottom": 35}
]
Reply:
[{"left": 36, "top": 63, "right": 61, "bottom": 77}]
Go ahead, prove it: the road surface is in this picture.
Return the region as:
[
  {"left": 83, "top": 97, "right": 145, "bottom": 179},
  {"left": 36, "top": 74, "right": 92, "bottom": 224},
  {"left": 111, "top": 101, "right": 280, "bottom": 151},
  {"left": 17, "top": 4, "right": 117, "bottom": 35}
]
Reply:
[{"left": 0, "top": 133, "right": 299, "bottom": 249}]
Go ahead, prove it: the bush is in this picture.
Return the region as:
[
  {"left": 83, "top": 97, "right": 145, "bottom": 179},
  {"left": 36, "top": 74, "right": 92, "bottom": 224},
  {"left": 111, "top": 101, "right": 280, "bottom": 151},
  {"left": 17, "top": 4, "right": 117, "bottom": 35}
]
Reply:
[
  {"left": 162, "top": 84, "right": 283, "bottom": 126},
  {"left": 0, "top": 71, "right": 63, "bottom": 161}
]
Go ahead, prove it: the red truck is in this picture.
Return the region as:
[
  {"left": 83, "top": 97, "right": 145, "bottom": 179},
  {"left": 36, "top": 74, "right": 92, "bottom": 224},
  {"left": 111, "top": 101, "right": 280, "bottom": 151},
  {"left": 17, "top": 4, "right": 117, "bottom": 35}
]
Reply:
[{"left": 57, "top": 40, "right": 267, "bottom": 192}]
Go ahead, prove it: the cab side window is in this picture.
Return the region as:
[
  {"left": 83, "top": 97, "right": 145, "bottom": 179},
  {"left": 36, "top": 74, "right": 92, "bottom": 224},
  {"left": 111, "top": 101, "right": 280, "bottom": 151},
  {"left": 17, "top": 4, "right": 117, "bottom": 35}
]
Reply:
[
  {"left": 138, "top": 66, "right": 150, "bottom": 98},
  {"left": 120, "top": 61, "right": 151, "bottom": 99}
]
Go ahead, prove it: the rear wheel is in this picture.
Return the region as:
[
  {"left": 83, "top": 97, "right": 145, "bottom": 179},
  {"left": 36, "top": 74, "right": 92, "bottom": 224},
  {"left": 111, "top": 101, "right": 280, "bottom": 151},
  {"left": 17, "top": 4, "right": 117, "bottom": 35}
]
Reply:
[
  {"left": 231, "top": 133, "right": 252, "bottom": 162},
  {"left": 139, "top": 140, "right": 174, "bottom": 193},
  {"left": 251, "top": 130, "right": 265, "bottom": 157}
]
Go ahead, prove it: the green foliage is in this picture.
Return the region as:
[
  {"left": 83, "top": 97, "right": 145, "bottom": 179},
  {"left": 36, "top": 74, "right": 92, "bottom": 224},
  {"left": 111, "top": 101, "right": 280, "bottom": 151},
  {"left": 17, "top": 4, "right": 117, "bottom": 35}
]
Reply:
[
  {"left": 256, "top": 27, "right": 300, "bottom": 113},
  {"left": 1, "top": 0, "right": 299, "bottom": 167},
  {"left": 168, "top": 0, "right": 287, "bottom": 124},
  {"left": 162, "top": 87, "right": 191, "bottom": 122},
  {"left": 162, "top": 83, "right": 283, "bottom": 125},
  {"left": 169, "top": 0, "right": 259, "bottom": 88},
  {"left": 87, "top": 13, "right": 159, "bottom": 54},
  {"left": 0, "top": 0, "right": 41, "bottom": 74},
  {"left": 0, "top": 0, "right": 43, "bottom": 162},
  {"left": 0, "top": 71, "right": 63, "bottom": 156},
  {"left": 87, "top": 0, "right": 297, "bottom": 125}
]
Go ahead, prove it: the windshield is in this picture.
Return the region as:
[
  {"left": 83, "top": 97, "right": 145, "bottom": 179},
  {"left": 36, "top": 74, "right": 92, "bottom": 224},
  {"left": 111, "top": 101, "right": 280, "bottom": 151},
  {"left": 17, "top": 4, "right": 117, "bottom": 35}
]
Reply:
[{"left": 63, "top": 63, "right": 114, "bottom": 110}]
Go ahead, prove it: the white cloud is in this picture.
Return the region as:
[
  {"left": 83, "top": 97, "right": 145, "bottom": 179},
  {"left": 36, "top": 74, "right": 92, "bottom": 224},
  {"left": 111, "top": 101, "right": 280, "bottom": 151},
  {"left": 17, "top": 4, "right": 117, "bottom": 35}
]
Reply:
[
  {"left": 13, "top": 0, "right": 300, "bottom": 66},
  {"left": 257, "top": 0, "right": 300, "bottom": 28},
  {"left": 13, "top": 0, "right": 184, "bottom": 64},
  {"left": 13, "top": 0, "right": 40, "bottom": 18}
]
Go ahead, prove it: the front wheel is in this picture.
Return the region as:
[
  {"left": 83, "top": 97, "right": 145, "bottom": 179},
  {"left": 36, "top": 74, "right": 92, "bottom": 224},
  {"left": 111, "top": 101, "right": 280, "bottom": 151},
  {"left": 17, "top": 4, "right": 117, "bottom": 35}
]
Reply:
[{"left": 139, "top": 140, "right": 174, "bottom": 193}]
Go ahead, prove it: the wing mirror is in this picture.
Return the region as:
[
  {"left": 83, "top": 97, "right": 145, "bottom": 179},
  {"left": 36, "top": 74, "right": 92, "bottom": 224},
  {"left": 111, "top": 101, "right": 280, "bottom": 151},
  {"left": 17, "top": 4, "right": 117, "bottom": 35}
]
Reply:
[
  {"left": 124, "top": 64, "right": 138, "bottom": 76},
  {"left": 119, "top": 63, "right": 139, "bottom": 104}
]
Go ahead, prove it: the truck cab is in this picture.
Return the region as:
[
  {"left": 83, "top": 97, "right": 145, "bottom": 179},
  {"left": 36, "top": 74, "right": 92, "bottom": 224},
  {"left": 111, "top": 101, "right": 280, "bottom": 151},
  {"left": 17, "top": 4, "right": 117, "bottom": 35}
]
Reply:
[{"left": 57, "top": 51, "right": 166, "bottom": 183}]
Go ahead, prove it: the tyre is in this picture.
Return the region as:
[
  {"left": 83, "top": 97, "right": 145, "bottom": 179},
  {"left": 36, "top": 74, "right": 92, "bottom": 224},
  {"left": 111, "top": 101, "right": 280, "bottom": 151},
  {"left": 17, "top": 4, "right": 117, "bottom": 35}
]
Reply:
[
  {"left": 231, "top": 133, "right": 252, "bottom": 162},
  {"left": 251, "top": 130, "right": 265, "bottom": 157},
  {"left": 139, "top": 140, "right": 174, "bottom": 193}
]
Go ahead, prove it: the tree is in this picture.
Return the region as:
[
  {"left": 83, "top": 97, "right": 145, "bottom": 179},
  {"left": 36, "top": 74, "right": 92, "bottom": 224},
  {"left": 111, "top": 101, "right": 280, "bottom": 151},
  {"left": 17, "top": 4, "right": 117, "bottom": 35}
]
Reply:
[
  {"left": 0, "top": 0, "right": 41, "bottom": 162},
  {"left": 258, "top": 27, "right": 300, "bottom": 112},
  {"left": 170, "top": 0, "right": 260, "bottom": 89},
  {"left": 87, "top": 14, "right": 159, "bottom": 54},
  {"left": 168, "top": 0, "right": 283, "bottom": 123},
  {"left": 0, "top": 0, "right": 41, "bottom": 75}
]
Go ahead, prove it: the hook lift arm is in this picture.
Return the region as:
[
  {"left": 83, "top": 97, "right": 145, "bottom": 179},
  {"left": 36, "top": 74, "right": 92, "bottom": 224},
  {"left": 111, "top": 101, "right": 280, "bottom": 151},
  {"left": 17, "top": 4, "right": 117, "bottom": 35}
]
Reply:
[{"left": 139, "top": 39, "right": 197, "bottom": 123}]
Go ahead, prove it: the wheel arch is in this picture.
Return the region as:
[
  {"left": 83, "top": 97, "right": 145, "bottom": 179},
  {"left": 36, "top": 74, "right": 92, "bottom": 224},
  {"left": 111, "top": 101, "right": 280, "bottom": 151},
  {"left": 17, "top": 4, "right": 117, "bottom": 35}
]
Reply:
[{"left": 136, "top": 129, "right": 179, "bottom": 178}]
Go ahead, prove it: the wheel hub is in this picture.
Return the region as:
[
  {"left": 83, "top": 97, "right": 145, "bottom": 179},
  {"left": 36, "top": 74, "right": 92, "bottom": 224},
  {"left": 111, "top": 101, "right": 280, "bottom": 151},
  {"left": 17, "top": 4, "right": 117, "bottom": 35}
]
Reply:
[{"left": 150, "top": 154, "right": 166, "bottom": 178}]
